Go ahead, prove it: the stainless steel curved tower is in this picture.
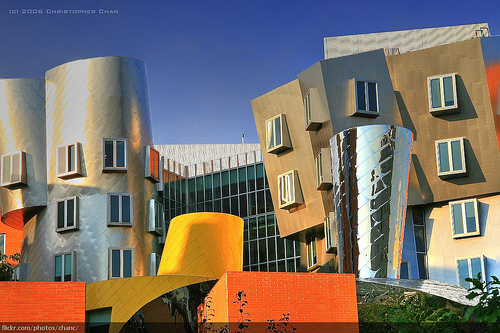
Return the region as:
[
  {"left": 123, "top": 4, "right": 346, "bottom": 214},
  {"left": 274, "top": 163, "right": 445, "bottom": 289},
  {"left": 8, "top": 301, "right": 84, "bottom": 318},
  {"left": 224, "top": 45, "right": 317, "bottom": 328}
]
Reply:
[{"left": 331, "top": 125, "right": 412, "bottom": 278}]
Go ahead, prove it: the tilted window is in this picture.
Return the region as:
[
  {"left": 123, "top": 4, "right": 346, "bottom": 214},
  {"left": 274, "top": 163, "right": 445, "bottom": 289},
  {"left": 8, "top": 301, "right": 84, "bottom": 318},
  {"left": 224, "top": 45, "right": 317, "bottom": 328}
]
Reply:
[
  {"left": 145, "top": 146, "right": 160, "bottom": 182},
  {"left": 56, "top": 197, "right": 79, "bottom": 232},
  {"left": 277, "top": 170, "right": 303, "bottom": 209},
  {"left": 428, "top": 73, "right": 458, "bottom": 115},
  {"left": 435, "top": 138, "right": 466, "bottom": 178},
  {"left": 315, "top": 148, "right": 332, "bottom": 190},
  {"left": 307, "top": 236, "right": 318, "bottom": 270},
  {"left": 57, "top": 143, "right": 82, "bottom": 178},
  {"left": 266, "top": 114, "right": 291, "bottom": 154},
  {"left": 55, "top": 252, "right": 75, "bottom": 282},
  {"left": 148, "top": 199, "right": 164, "bottom": 235},
  {"left": 109, "top": 248, "right": 133, "bottom": 279},
  {"left": 324, "top": 213, "right": 337, "bottom": 254},
  {"left": 103, "top": 138, "right": 127, "bottom": 171},
  {"left": 108, "top": 193, "right": 133, "bottom": 226},
  {"left": 1, "top": 151, "right": 27, "bottom": 187},
  {"left": 450, "top": 198, "right": 480, "bottom": 238},
  {"left": 456, "top": 255, "right": 485, "bottom": 289},
  {"left": 354, "top": 79, "right": 379, "bottom": 117},
  {"left": 304, "top": 90, "right": 322, "bottom": 131}
]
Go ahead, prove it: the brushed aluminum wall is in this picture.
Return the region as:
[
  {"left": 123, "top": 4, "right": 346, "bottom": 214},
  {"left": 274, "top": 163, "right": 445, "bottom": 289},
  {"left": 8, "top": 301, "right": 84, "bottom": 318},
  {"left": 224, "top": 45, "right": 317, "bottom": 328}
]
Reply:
[
  {"left": 331, "top": 125, "right": 412, "bottom": 278},
  {"left": 22, "top": 57, "right": 158, "bottom": 282},
  {"left": 0, "top": 79, "right": 47, "bottom": 230}
]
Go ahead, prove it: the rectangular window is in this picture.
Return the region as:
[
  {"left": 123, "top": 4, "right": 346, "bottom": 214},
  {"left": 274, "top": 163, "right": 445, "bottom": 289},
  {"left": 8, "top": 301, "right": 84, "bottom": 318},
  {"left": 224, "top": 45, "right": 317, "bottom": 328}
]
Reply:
[
  {"left": 0, "top": 234, "right": 5, "bottom": 255},
  {"left": 324, "top": 213, "right": 337, "bottom": 254},
  {"left": 435, "top": 138, "right": 466, "bottom": 177},
  {"left": 265, "top": 114, "right": 291, "bottom": 154},
  {"left": 55, "top": 252, "right": 74, "bottom": 282},
  {"left": 277, "top": 170, "right": 303, "bottom": 209},
  {"left": 108, "top": 193, "right": 133, "bottom": 226},
  {"left": 456, "top": 255, "right": 485, "bottom": 289},
  {"left": 56, "top": 143, "right": 82, "bottom": 178},
  {"left": 103, "top": 138, "right": 127, "bottom": 171},
  {"left": 148, "top": 199, "right": 164, "bottom": 235},
  {"left": 354, "top": 79, "right": 379, "bottom": 116},
  {"left": 400, "top": 260, "right": 411, "bottom": 279},
  {"left": 304, "top": 91, "right": 312, "bottom": 128},
  {"left": 145, "top": 146, "right": 160, "bottom": 182},
  {"left": 450, "top": 198, "right": 480, "bottom": 238},
  {"left": 315, "top": 148, "right": 332, "bottom": 190},
  {"left": 56, "top": 197, "right": 79, "bottom": 232},
  {"left": 428, "top": 73, "right": 458, "bottom": 114},
  {"left": 307, "top": 236, "right": 318, "bottom": 270},
  {"left": 149, "top": 253, "right": 161, "bottom": 276},
  {"left": 109, "top": 248, "right": 133, "bottom": 279},
  {"left": 1, "top": 151, "right": 27, "bottom": 187}
]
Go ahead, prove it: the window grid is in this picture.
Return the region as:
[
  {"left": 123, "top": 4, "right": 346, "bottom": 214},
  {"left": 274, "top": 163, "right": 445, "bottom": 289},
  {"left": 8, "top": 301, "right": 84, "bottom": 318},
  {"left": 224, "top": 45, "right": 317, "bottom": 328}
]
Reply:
[
  {"left": 56, "top": 143, "right": 82, "bottom": 178},
  {"left": 108, "top": 193, "right": 133, "bottom": 226},
  {"left": 449, "top": 198, "right": 480, "bottom": 238},
  {"left": 355, "top": 79, "right": 379, "bottom": 115},
  {"left": 1, "top": 151, "right": 26, "bottom": 187},
  {"left": 103, "top": 138, "right": 127, "bottom": 171},
  {"left": 435, "top": 138, "right": 466, "bottom": 177},
  {"left": 428, "top": 73, "right": 458, "bottom": 113},
  {"left": 55, "top": 252, "right": 74, "bottom": 282},
  {"left": 456, "top": 255, "right": 485, "bottom": 289},
  {"left": 109, "top": 248, "right": 133, "bottom": 279},
  {"left": 56, "top": 196, "right": 78, "bottom": 232}
]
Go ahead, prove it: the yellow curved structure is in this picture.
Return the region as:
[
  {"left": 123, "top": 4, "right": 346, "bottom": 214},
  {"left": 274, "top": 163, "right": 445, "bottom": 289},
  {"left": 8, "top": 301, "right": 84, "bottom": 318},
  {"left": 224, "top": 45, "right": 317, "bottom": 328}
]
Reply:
[{"left": 86, "top": 212, "right": 244, "bottom": 333}]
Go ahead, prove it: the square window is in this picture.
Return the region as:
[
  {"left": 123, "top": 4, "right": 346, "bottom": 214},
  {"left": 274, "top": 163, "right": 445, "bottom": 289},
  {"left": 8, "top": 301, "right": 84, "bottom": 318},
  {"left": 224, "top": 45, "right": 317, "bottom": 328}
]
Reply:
[
  {"left": 108, "top": 193, "right": 133, "bottom": 226},
  {"left": 145, "top": 146, "right": 160, "bottom": 182},
  {"left": 103, "top": 138, "right": 127, "bottom": 171},
  {"left": 109, "top": 248, "right": 133, "bottom": 279},
  {"left": 456, "top": 255, "right": 485, "bottom": 289},
  {"left": 277, "top": 170, "right": 303, "bottom": 209},
  {"left": 265, "top": 114, "right": 291, "bottom": 154},
  {"left": 315, "top": 148, "right": 332, "bottom": 190},
  {"left": 56, "top": 143, "right": 82, "bottom": 178},
  {"left": 0, "top": 234, "right": 5, "bottom": 255},
  {"left": 428, "top": 73, "right": 458, "bottom": 115},
  {"left": 449, "top": 198, "right": 480, "bottom": 238},
  {"left": 56, "top": 197, "right": 79, "bottom": 232},
  {"left": 400, "top": 260, "right": 411, "bottom": 279},
  {"left": 55, "top": 252, "right": 75, "bottom": 282},
  {"left": 435, "top": 138, "right": 466, "bottom": 178},
  {"left": 354, "top": 79, "right": 379, "bottom": 117},
  {"left": 324, "top": 213, "right": 337, "bottom": 254},
  {"left": 148, "top": 199, "right": 164, "bottom": 235},
  {"left": 1, "top": 151, "right": 27, "bottom": 187},
  {"left": 306, "top": 236, "right": 318, "bottom": 270}
]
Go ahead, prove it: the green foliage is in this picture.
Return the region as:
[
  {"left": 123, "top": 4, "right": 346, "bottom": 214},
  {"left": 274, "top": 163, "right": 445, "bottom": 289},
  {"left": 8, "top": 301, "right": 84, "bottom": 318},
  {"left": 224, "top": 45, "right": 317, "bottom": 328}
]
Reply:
[
  {"left": 0, "top": 252, "right": 20, "bottom": 281},
  {"left": 358, "top": 291, "right": 464, "bottom": 332},
  {"left": 464, "top": 273, "right": 500, "bottom": 331}
]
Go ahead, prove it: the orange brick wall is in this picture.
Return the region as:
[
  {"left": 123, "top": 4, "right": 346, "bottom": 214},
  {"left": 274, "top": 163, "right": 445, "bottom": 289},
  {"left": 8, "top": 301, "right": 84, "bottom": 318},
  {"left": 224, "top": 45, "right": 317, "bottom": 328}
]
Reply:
[
  {"left": 201, "top": 271, "right": 358, "bottom": 333},
  {"left": 0, "top": 221, "right": 23, "bottom": 264},
  {"left": 0, "top": 282, "right": 85, "bottom": 331}
]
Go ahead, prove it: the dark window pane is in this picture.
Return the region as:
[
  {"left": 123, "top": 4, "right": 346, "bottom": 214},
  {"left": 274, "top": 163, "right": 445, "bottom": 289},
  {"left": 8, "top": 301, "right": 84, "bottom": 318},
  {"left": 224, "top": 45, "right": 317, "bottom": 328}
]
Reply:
[
  {"left": 450, "top": 140, "right": 462, "bottom": 171},
  {"left": 213, "top": 200, "right": 221, "bottom": 212},
  {"left": 247, "top": 165, "right": 256, "bottom": 191},
  {"left": 438, "top": 142, "right": 450, "bottom": 173},
  {"left": 414, "top": 225, "right": 425, "bottom": 252},
  {"left": 256, "top": 164, "right": 264, "bottom": 190},
  {"left": 400, "top": 261, "right": 409, "bottom": 279},
  {"left": 238, "top": 168, "right": 246, "bottom": 193},
  {"left": 122, "top": 196, "right": 131, "bottom": 223},
  {"left": 248, "top": 193, "right": 256, "bottom": 216},
  {"left": 286, "top": 239, "right": 295, "bottom": 258},
  {"left": 443, "top": 76, "right": 454, "bottom": 107},
  {"left": 222, "top": 198, "right": 230, "bottom": 214},
  {"left": 412, "top": 207, "right": 424, "bottom": 225},
  {"left": 104, "top": 141, "right": 114, "bottom": 168},
  {"left": 112, "top": 250, "right": 120, "bottom": 278},
  {"left": 250, "top": 265, "right": 258, "bottom": 271},
  {"left": 230, "top": 170, "right": 238, "bottom": 195},
  {"left": 205, "top": 201, "right": 213, "bottom": 212},
  {"left": 274, "top": 117, "right": 281, "bottom": 147},
  {"left": 458, "top": 259, "right": 469, "bottom": 289},
  {"left": 257, "top": 191, "right": 265, "bottom": 214},
  {"left": 250, "top": 240, "right": 258, "bottom": 265},
  {"left": 116, "top": 141, "right": 125, "bottom": 168},
  {"left": 368, "top": 82, "right": 377, "bottom": 112},
  {"left": 55, "top": 256, "right": 62, "bottom": 281},
  {"left": 451, "top": 204, "right": 464, "bottom": 235},
  {"left": 188, "top": 179, "right": 196, "bottom": 203},
  {"left": 213, "top": 173, "right": 221, "bottom": 199},
  {"left": 257, "top": 216, "right": 266, "bottom": 238},
  {"left": 471, "top": 258, "right": 482, "bottom": 280},
  {"left": 58, "top": 201, "right": 65, "bottom": 229},
  {"left": 205, "top": 175, "right": 212, "bottom": 201},
  {"left": 269, "top": 262, "right": 277, "bottom": 272},
  {"left": 465, "top": 202, "right": 477, "bottom": 233},
  {"left": 221, "top": 171, "right": 230, "bottom": 197},
  {"left": 266, "top": 190, "right": 273, "bottom": 212},
  {"left": 417, "top": 253, "right": 427, "bottom": 279},
  {"left": 278, "top": 260, "right": 286, "bottom": 272},
  {"left": 196, "top": 176, "right": 204, "bottom": 202},
  {"left": 287, "top": 259, "right": 295, "bottom": 272},
  {"left": 110, "top": 195, "right": 120, "bottom": 223},
  {"left": 295, "top": 258, "right": 301, "bottom": 272},
  {"left": 267, "top": 215, "right": 276, "bottom": 237},
  {"left": 277, "top": 237, "right": 285, "bottom": 260},
  {"left": 357, "top": 81, "right": 366, "bottom": 111},
  {"left": 243, "top": 220, "right": 249, "bottom": 242},
  {"left": 68, "top": 145, "right": 76, "bottom": 172},
  {"left": 431, "top": 78, "right": 441, "bottom": 109},
  {"left": 259, "top": 239, "right": 267, "bottom": 263},
  {"left": 249, "top": 218, "right": 257, "bottom": 240},
  {"left": 243, "top": 242, "right": 249, "bottom": 266},
  {"left": 197, "top": 203, "right": 204, "bottom": 212},
  {"left": 123, "top": 250, "right": 132, "bottom": 278},
  {"left": 67, "top": 199, "right": 75, "bottom": 227},
  {"left": 268, "top": 237, "right": 276, "bottom": 261},
  {"left": 64, "top": 254, "right": 72, "bottom": 281},
  {"left": 230, "top": 196, "right": 239, "bottom": 216},
  {"left": 239, "top": 194, "right": 248, "bottom": 217},
  {"left": 259, "top": 263, "right": 267, "bottom": 272}
]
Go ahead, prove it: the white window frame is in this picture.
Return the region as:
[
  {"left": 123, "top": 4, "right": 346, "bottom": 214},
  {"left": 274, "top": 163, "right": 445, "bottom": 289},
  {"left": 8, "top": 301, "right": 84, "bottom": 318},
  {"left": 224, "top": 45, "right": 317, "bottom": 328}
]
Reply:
[
  {"left": 315, "top": 148, "right": 332, "bottom": 190},
  {"left": 145, "top": 145, "right": 160, "bottom": 182},
  {"left": 277, "top": 170, "right": 302, "bottom": 209},
  {"left": 354, "top": 79, "right": 379, "bottom": 116},
  {"left": 456, "top": 255, "right": 486, "bottom": 289},
  {"left": 1, "top": 151, "right": 27, "bottom": 187},
  {"left": 324, "top": 213, "right": 336, "bottom": 254},
  {"left": 107, "top": 193, "right": 133, "bottom": 226},
  {"left": 56, "top": 196, "right": 79, "bottom": 232},
  {"left": 265, "top": 114, "right": 291, "bottom": 154},
  {"left": 56, "top": 142, "right": 82, "bottom": 178},
  {"left": 0, "top": 233, "right": 5, "bottom": 255},
  {"left": 307, "top": 236, "right": 318, "bottom": 270},
  {"left": 427, "top": 73, "right": 458, "bottom": 114},
  {"left": 148, "top": 199, "right": 164, "bottom": 235},
  {"left": 149, "top": 253, "right": 161, "bottom": 276},
  {"left": 103, "top": 138, "right": 127, "bottom": 171},
  {"left": 304, "top": 90, "right": 312, "bottom": 129},
  {"left": 435, "top": 137, "right": 466, "bottom": 178},
  {"left": 449, "top": 198, "right": 480, "bottom": 239},
  {"left": 108, "top": 247, "right": 134, "bottom": 279},
  {"left": 400, "top": 260, "right": 411, "bottom": 279},
  {"left": 55, "top": 252, "right": 75, "bottom": 282}
]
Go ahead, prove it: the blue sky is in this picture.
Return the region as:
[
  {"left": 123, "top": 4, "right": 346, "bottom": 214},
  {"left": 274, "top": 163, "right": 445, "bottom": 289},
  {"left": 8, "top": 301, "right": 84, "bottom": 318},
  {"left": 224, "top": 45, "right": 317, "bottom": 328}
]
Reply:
[{"left": 0, "top": 0, "right": 498, "bottom": 144}]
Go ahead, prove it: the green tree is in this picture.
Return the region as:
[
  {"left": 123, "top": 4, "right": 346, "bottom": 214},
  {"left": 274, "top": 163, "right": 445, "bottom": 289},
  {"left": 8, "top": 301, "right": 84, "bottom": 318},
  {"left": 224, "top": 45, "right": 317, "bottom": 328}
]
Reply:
[
  {"left": 464, "top": 273, "right": 500, "bottom": 332},
  {"left": 0, "top": 252, "right": 20, "bottom": 281}
]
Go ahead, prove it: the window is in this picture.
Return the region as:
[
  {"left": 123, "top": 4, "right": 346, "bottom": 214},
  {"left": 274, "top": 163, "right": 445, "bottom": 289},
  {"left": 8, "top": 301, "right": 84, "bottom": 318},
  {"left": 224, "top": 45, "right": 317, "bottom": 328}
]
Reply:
[
  {"left": 449, "top": 198, "right": 480, "bottom": 238},
  {"left": 109, "top": 248, "right": 133, "bottom": 279},
  {"left": 103, "top": 138, "right": 127, "bottom": 171},
  {"left": 55, "top": 253, "right": 75, "bottom": 282},
  {"left": 56, "top": 197, "right": 79, "bottom": 232},
  {"left": 145, "top": 146, "right": 160, "bottom": 182},
  {"left": 277, "top": 170, "right": 303, "bottom": 209},
  {"left": 400, "top": 260, "right": 411, "bottom": 279},
  {"left": 315, "top": 148, "right": 332, "bottom": 190},
  {"left": 149, "top": 253, "right": 161, "bottom": 276},
  {"left": 412, "top": 206, "right": 428, "bottom": 279},
  {"left": 435, "top": 138, "right": 466, "bottom": 178},
  {"left": 108, "top": 193, "right": 133, "bottom": 226},
  {"left": 266, "top": 114, "right": 291, "bottom": 154},
  {"left": 148, "top": 199, "right": 164, "bottom": 235},
  {"left": 428, "top": 73, "right": 458, "bottom": 114},
  {"left": 56, "top": 143, "right": 82, "bottom": 178},
  {"left": 304, "top": 90, "right": 322, "bottom": 131},
  {"left": 1, "top": 151, "right": 27, "bottom": 187},
  {"left": 456, "top": 255, "right": 485, "bottom": 289},
  {"left": 354, "top": 79, "right": 379, "bottom": 116},
  {"left": 0, "top": 234, "right": 5, "bottom": 255},
  {"left": 307, "top": 236, "right": 318, "bottom": 270},
  {"left": 324, "top": 213, "right": 337, "bottom": 254}
]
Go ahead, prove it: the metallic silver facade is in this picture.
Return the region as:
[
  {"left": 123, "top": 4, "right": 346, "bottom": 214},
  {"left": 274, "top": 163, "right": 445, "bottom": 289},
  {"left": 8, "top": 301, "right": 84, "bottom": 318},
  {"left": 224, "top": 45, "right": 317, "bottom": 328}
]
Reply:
[
  {"left": 331, "top": 125, "right": 412, "bottom": 278},
  {"left": 17, "top": 57, "right": 159, "bottom": 282},
  {"left": 0, "top": 79, "right": 47, "bottom": 229}
]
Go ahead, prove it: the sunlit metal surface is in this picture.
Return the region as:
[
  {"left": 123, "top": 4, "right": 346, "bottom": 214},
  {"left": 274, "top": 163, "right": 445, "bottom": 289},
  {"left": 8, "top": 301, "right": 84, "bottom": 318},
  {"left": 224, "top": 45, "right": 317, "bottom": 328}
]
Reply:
[
  {"left": 331, "top": 125, "right": 412, "bottom": 278},
  {"left": 0, "top": 79, "right": 47, "bottom": 230},
  {"left": 21, "top": 57, "right": 158, "bottom": 282}
]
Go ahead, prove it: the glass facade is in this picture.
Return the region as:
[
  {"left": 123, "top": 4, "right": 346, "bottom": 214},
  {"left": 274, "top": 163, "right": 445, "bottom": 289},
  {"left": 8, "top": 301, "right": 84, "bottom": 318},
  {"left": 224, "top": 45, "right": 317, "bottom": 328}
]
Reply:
[{"left": 164, "top": 162, "right": 301, "bottom": 272}]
